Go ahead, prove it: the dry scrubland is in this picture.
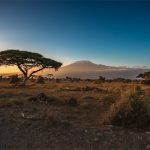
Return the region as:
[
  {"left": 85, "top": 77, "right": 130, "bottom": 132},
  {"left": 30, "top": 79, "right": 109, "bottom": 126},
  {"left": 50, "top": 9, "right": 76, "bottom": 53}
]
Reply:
[{"left": 0, "top": 79, "right": 150, "bottom": 150}]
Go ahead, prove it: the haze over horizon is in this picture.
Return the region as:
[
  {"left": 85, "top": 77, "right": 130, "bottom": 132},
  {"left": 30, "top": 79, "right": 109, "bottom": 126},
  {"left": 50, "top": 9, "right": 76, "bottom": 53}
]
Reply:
[
  {"left": 0, "top": 60, "right": 149, "bottom": 80},
  {"left": 0, "top": 0, "right": 150, "bottom": 72}
]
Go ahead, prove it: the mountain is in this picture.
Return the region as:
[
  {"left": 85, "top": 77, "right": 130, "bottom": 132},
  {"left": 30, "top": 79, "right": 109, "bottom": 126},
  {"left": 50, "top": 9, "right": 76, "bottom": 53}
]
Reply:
[
  {"left": 51, "top": 60, "right": 149, "bottom": 79},
  {"left": 59, "top": 60, "right": 118, "bottom": 71}
]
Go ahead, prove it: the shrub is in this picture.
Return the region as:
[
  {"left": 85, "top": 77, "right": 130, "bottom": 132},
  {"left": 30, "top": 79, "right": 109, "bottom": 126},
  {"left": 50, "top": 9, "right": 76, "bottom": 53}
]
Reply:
[
  {"left": 55, "top": 78, "right": 61, "bottom": 83},
  {"left": 36, "top": 76, "right": 45, "bottom": 84},
  {"left": 111, "top": 93, "right": 150, "bottom": 129},
  {"left": 142, "top": 79, "right": 150, "bottom": 85},
  {"left": 9, "top": 75, "right": 21, "bottom": 86},
  {"left": 67, "top": 97, "right": 79, "bottom": 107},
  {"left": 28, "top": 93, "right": 55, "bottom": 103},
  {"left": 98, "top": 76, "right": 105, "bottom": 83}
]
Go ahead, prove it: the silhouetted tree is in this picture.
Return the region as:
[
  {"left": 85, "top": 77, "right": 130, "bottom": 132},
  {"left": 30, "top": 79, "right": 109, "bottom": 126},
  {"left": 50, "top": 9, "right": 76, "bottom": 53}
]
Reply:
[
  {"left": 137, "top": 71, "right": 150, "bottom": 79},
  {"left": 98, "top": 76, "right": 105, "bottom": 82},
  {"left": 137, "top": 71, "right": 150, "bottom": 85},
  {"left": 0, "top": 50, "right": 62, "bottom": 84}
]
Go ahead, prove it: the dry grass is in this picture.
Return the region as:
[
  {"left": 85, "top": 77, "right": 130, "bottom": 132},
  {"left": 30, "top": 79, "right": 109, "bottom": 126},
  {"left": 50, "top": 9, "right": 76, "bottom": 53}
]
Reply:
[
  {"left": 0, "top": 80, "right": 149, "bottom": 129},
  {"left": 0, "top": 80, "right": 150, "bottom": 149},
  {"left": 106, "top": 85, "right": 150, "bottom": 129}
]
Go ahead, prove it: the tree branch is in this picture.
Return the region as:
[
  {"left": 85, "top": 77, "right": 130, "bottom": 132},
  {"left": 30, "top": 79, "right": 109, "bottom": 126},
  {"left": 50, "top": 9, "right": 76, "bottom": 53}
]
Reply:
[
  {"left": 16, "top": 62, "right": 26, "bottom": 76},
  {"left": 28, "top": 66, "right": 45, "bottom": 79}
]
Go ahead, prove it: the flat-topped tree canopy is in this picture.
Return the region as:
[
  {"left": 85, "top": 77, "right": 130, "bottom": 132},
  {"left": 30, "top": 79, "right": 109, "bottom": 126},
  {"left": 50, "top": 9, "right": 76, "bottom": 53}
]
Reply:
[
  {"left": 0, "top": 49, "right": 62, "bottom": 68},
  {"left": 0, "top": 49, "right": 62, "bottom": 84}
]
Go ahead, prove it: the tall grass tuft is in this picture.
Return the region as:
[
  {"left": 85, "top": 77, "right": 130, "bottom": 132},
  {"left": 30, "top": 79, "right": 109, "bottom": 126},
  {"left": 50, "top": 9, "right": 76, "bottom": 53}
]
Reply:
[{"left": 110, "top": 89, "right": 150, "bottom": 129}]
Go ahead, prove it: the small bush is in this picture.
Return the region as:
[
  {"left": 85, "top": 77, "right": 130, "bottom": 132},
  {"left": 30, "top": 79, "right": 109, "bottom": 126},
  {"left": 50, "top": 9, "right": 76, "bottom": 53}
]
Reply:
[
  {"left": 37, "top": 76, "right": 45, "bottom": 84},
  {"left": 28, "top": 93, "right": 55, "bottom": 103},
  {"left": 55, "top": 79, "right": 61, "bottom": 83},
  {"left": 142, "top": 80, "right": 150, "bottom": 85},
  {"left": 111, "top": 94, "right": 150, "bottom": 129},
  {"left": 67, "top": 97, "right": 79, "bottom": 107},
  {"left": 10, "top": 75, "right": 21, "bottom": 85}
]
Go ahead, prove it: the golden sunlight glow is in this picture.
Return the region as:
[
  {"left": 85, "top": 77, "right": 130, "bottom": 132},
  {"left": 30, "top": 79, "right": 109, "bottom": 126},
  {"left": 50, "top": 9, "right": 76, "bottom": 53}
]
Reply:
[
  {"left": 0, "top": 66, "right": 19, "bottom": 74},
  {"left": 0, "top": 66, "right": 55, "bottom": 76}
]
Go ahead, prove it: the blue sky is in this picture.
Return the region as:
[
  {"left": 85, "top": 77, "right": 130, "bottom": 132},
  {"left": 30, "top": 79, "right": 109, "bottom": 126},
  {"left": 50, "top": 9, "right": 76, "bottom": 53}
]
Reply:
[{"left": 0, "top": 0, "right": 150, "bottom": 67}]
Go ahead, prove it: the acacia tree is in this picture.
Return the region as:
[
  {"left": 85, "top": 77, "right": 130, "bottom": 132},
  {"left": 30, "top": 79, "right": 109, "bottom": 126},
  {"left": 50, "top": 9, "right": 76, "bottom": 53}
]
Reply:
[{"left": 0, "top": 50, "right": 62, "bottom": 84}]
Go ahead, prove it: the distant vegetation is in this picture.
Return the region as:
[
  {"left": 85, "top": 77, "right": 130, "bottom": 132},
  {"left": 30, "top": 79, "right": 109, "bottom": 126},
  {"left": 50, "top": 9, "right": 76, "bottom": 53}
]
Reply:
[
  {"left": 137, "top": 71, "right": 150, "bottom": 79},
  {"left": 0, "top": 71, "right": 150, "bottom": 87},
  {"left": 137, "top": 71, "right": 150, "bottom": 85}
]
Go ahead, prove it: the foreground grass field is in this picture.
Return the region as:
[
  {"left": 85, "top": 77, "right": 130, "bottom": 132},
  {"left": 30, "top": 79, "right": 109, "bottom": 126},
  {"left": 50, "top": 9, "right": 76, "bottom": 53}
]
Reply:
[{"left": 0, "top": 80, "right": 149, "bottom": 150}]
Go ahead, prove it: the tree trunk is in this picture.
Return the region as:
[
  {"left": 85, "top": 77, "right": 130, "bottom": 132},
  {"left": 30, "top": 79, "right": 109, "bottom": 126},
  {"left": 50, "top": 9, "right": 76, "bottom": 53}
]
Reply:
[{"left": 23, "top": 75, "right": 29, "bottom": 85}]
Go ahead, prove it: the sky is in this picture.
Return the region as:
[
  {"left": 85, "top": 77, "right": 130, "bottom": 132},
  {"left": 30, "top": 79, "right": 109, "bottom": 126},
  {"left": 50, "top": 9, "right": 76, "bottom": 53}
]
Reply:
[{"left": 0, "top": 0, "right": 150, "bottom": 68}]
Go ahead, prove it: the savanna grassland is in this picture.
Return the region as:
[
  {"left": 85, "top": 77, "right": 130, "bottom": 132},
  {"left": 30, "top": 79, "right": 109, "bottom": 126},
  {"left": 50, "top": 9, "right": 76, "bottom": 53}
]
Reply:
[{"left": 0, "top": 79, "right": 150, "bottom": 150}]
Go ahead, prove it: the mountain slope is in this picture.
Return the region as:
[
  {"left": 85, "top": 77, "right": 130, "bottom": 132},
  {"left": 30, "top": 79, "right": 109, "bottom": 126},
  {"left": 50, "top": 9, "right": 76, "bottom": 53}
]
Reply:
[
  {"left": 60, "top": 60, "right": 126, "bottom": 72},
  {"left": 44, "top": 60, "right": 149, "bottom": 79}
]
